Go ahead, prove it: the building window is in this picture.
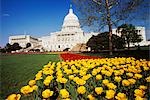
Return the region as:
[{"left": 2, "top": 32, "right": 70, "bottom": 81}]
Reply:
[{"left": 58, "top": 45, "right": 60, "bottom": 48}]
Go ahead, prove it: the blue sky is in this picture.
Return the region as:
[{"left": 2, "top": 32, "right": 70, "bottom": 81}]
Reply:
[
  {"left": 1, "top": 0, "right": 73, "bottom": 47},
  {"left": 1, "top": 0, "right": 150, "bottom": 47}
]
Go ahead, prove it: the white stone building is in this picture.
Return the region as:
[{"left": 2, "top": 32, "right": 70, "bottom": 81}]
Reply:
[
  {"left": 9, "top": 35, "right": 39, "bottom": 48},
  {"left": 9, "top": 6, "right": 149, "bottom": 52},
  {"left": 40, "top": 7, "right": 96, "bottom": 51},
  {"left": 112, "top": 27, "right": 150, "bottom": 46}
]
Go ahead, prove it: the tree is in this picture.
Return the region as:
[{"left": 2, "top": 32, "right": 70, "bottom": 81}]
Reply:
[
  {"left": 35, "top": 49, "right": 40, "bottom": 52},
  {"left": 72, "top": 0, "right": 148, "bottom": 55},
  {"left": 12, "top": 43, "right": 22, "bottom": 51},
  {"left": 5, "top": 43, "right": 12, "bottom": 52},
  {"left": 87, "top": 35, "right": 103, "bottom": 51},
  {"left": 4, "top": 43, "right": 22, "bottom": 52},
  {"left": 131, "top": 32, "right": 143, "bottom": 45},
  {"left": 0, "top": 48, "right": 6, "bottom": 53},
  {"left": 26, "top": 43, "right": 31, "bottom": 48},
  {"left": 87, "top": 32, "right": 125, "bottom": 51},
  {"left": 117, "top": 24, "right": 142, "bottom": 49}
]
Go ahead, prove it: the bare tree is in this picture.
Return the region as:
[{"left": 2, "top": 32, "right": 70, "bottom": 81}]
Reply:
[{"left": 72, "top": 0, "right": 149, "bottom": 55}]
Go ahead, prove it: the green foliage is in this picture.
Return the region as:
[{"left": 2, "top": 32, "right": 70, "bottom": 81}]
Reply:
[
  {"left": 12, "top": 43, "right": 22, "bottom": 50},
  {"left": 117, "top": 24, "right": 143, "bottom": 48},
  {"left": 4, "top": 43, "right": 12, "bottom": 52},
  {"left": 3, "top": 43, "right": 22, "bottom": 53},
  {"left": 86, "top": 32, "right": 125, "bottom": 51}
]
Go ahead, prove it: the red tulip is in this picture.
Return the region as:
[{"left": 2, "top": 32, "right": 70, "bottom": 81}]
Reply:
[{"left": 60, "top": 53, "right": 100, "bottom": 61}]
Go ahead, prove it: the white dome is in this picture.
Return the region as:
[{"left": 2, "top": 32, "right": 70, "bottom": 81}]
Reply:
[
  {"left": 64, "top": 9, "right": 78, "bottom": 21},
  {"left": 62, "top": 8, "right": 80, "bottom": 28}
]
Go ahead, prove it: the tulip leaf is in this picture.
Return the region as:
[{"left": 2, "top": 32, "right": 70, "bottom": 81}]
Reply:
[{"left": 67, "top": 84, "right": 78, "bottom": 100}]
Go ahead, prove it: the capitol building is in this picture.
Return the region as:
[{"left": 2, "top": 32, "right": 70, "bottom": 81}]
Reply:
[
  {"left": 9, "top": 6, "right": 97, "bottom": 52},
  {"left": 40, "top": 7, "right": 96, "bottom": 51},
  {"left": 9, "top": 6, "right": 149, "bottom": 52}
]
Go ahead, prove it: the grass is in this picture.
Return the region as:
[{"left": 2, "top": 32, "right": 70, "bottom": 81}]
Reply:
[{"left": 0, "top": 54, "right": 60, "bottom": 99}]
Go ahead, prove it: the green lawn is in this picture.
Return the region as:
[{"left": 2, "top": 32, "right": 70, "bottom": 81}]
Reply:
[{"left": 0, "top": 54, "right": 60, "bottom": 99}]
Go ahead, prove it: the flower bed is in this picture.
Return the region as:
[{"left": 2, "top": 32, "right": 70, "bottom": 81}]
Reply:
[
  {"left": 60, "top": 53, "right": 100, "bottom": 61},
  {"left": 7, "top": 57, "right": 150, "bottom": 100}
]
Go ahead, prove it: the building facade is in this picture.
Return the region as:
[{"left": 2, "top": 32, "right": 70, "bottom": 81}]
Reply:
[
  {"left": 112, "top": 27, "right": 150, "bottom": 46},
  {"left": 9, "top": 6, "right": 149, "bottom": 52},
  {"left": 9, "top": 35, "right": 39, "bottom": 48},
  {"left": 40, "top": 7, "right": 96, "bottom": 51}
]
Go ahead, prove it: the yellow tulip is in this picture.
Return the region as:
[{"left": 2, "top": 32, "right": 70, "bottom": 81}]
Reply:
[
  {"left": 105, "top": 90, "right": 115, "bottom": 99},
  {"left": 95, "top": 87, "right": 103, "bottom": 95},
  {"left": 135, "top": 96, "right": 145, "bottom": 100},
  {"left": 145, "top": 76, "right": 150, "bottom": 82},
  {"left": 31, "top": 85, "right": 38, "bottom": 91},
  {"left": 35, "top": 71, "right": 43, "bottom": 80},
  {"left": 114, "top": 76, "right": 122, "bottom": 82},
  {"left": 102, "top": 79, "right": 109, "bottom": 85},
  {"left": 105, "top": 71, "right": 112, "bottom": 77},
  {"left": 60, "top": 89, "right": 70, "bottom": 99},
  {"left": 107, "top": 83, "right": 117, "bottom": 90},
  {"left": 126, "top": 73, "right": 133, "bottom": 77},
  {"left": 20, "top": 85, "right": 33, "bottom": 95},
  {"left": 59, "top": 77, "right": 68, "bottom": 84},
  {"left": 62, "top": 98, "right": 71, "bottom": 100},
  {"left": 68, "top": 75, "right": 74, "bottom": 80},
  {"left": 28, "top": 80, "right": 36, "bottom": 86},
  {"left": 128, "top": 78, "right": 136, "bottom": 85},
  {"left": 134, "top": 89, "right": 145, "bottom": 97},
  {"left": 77, "top": 86, "right": 86, "bottom": 94},
  {"left": 134, "top": 74, "right": 142, "bottom": 79},
  {"left": 115, "top": 92, "right": 127, "bottom": 100},
  {"left": 42, "top": 89, "right": 53, "bottom": 98},
  {"left": 76, "top": 79, "right": 86, "bottom": 85},
  {"left": 96, "top": 74, "right": 102, "bottom": 80},
  {"left": 7, "top": 94, "right": 21, "bottom": 100},
  {"left": 82, "top": 75, "right": 90, "bottom": 81},
  {"left": 122, "top": 80, "right": 130, "bottom": 86},
  {"left": 139, "top": 85, "right": 147, "bottom": 90},
  {"left": 43, "top": 75, "right": 53, "bottom": 86},
  {"left": 88, "top": 94, "right": 95, "bottom": 100},
  {"left": 92, "top": 69, "right": 97, "bottom": 76}
]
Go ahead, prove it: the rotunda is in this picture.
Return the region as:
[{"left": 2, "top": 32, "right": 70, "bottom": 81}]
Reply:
[{"left": 61, "top": 5, "right": 83, "bottom": 33}]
